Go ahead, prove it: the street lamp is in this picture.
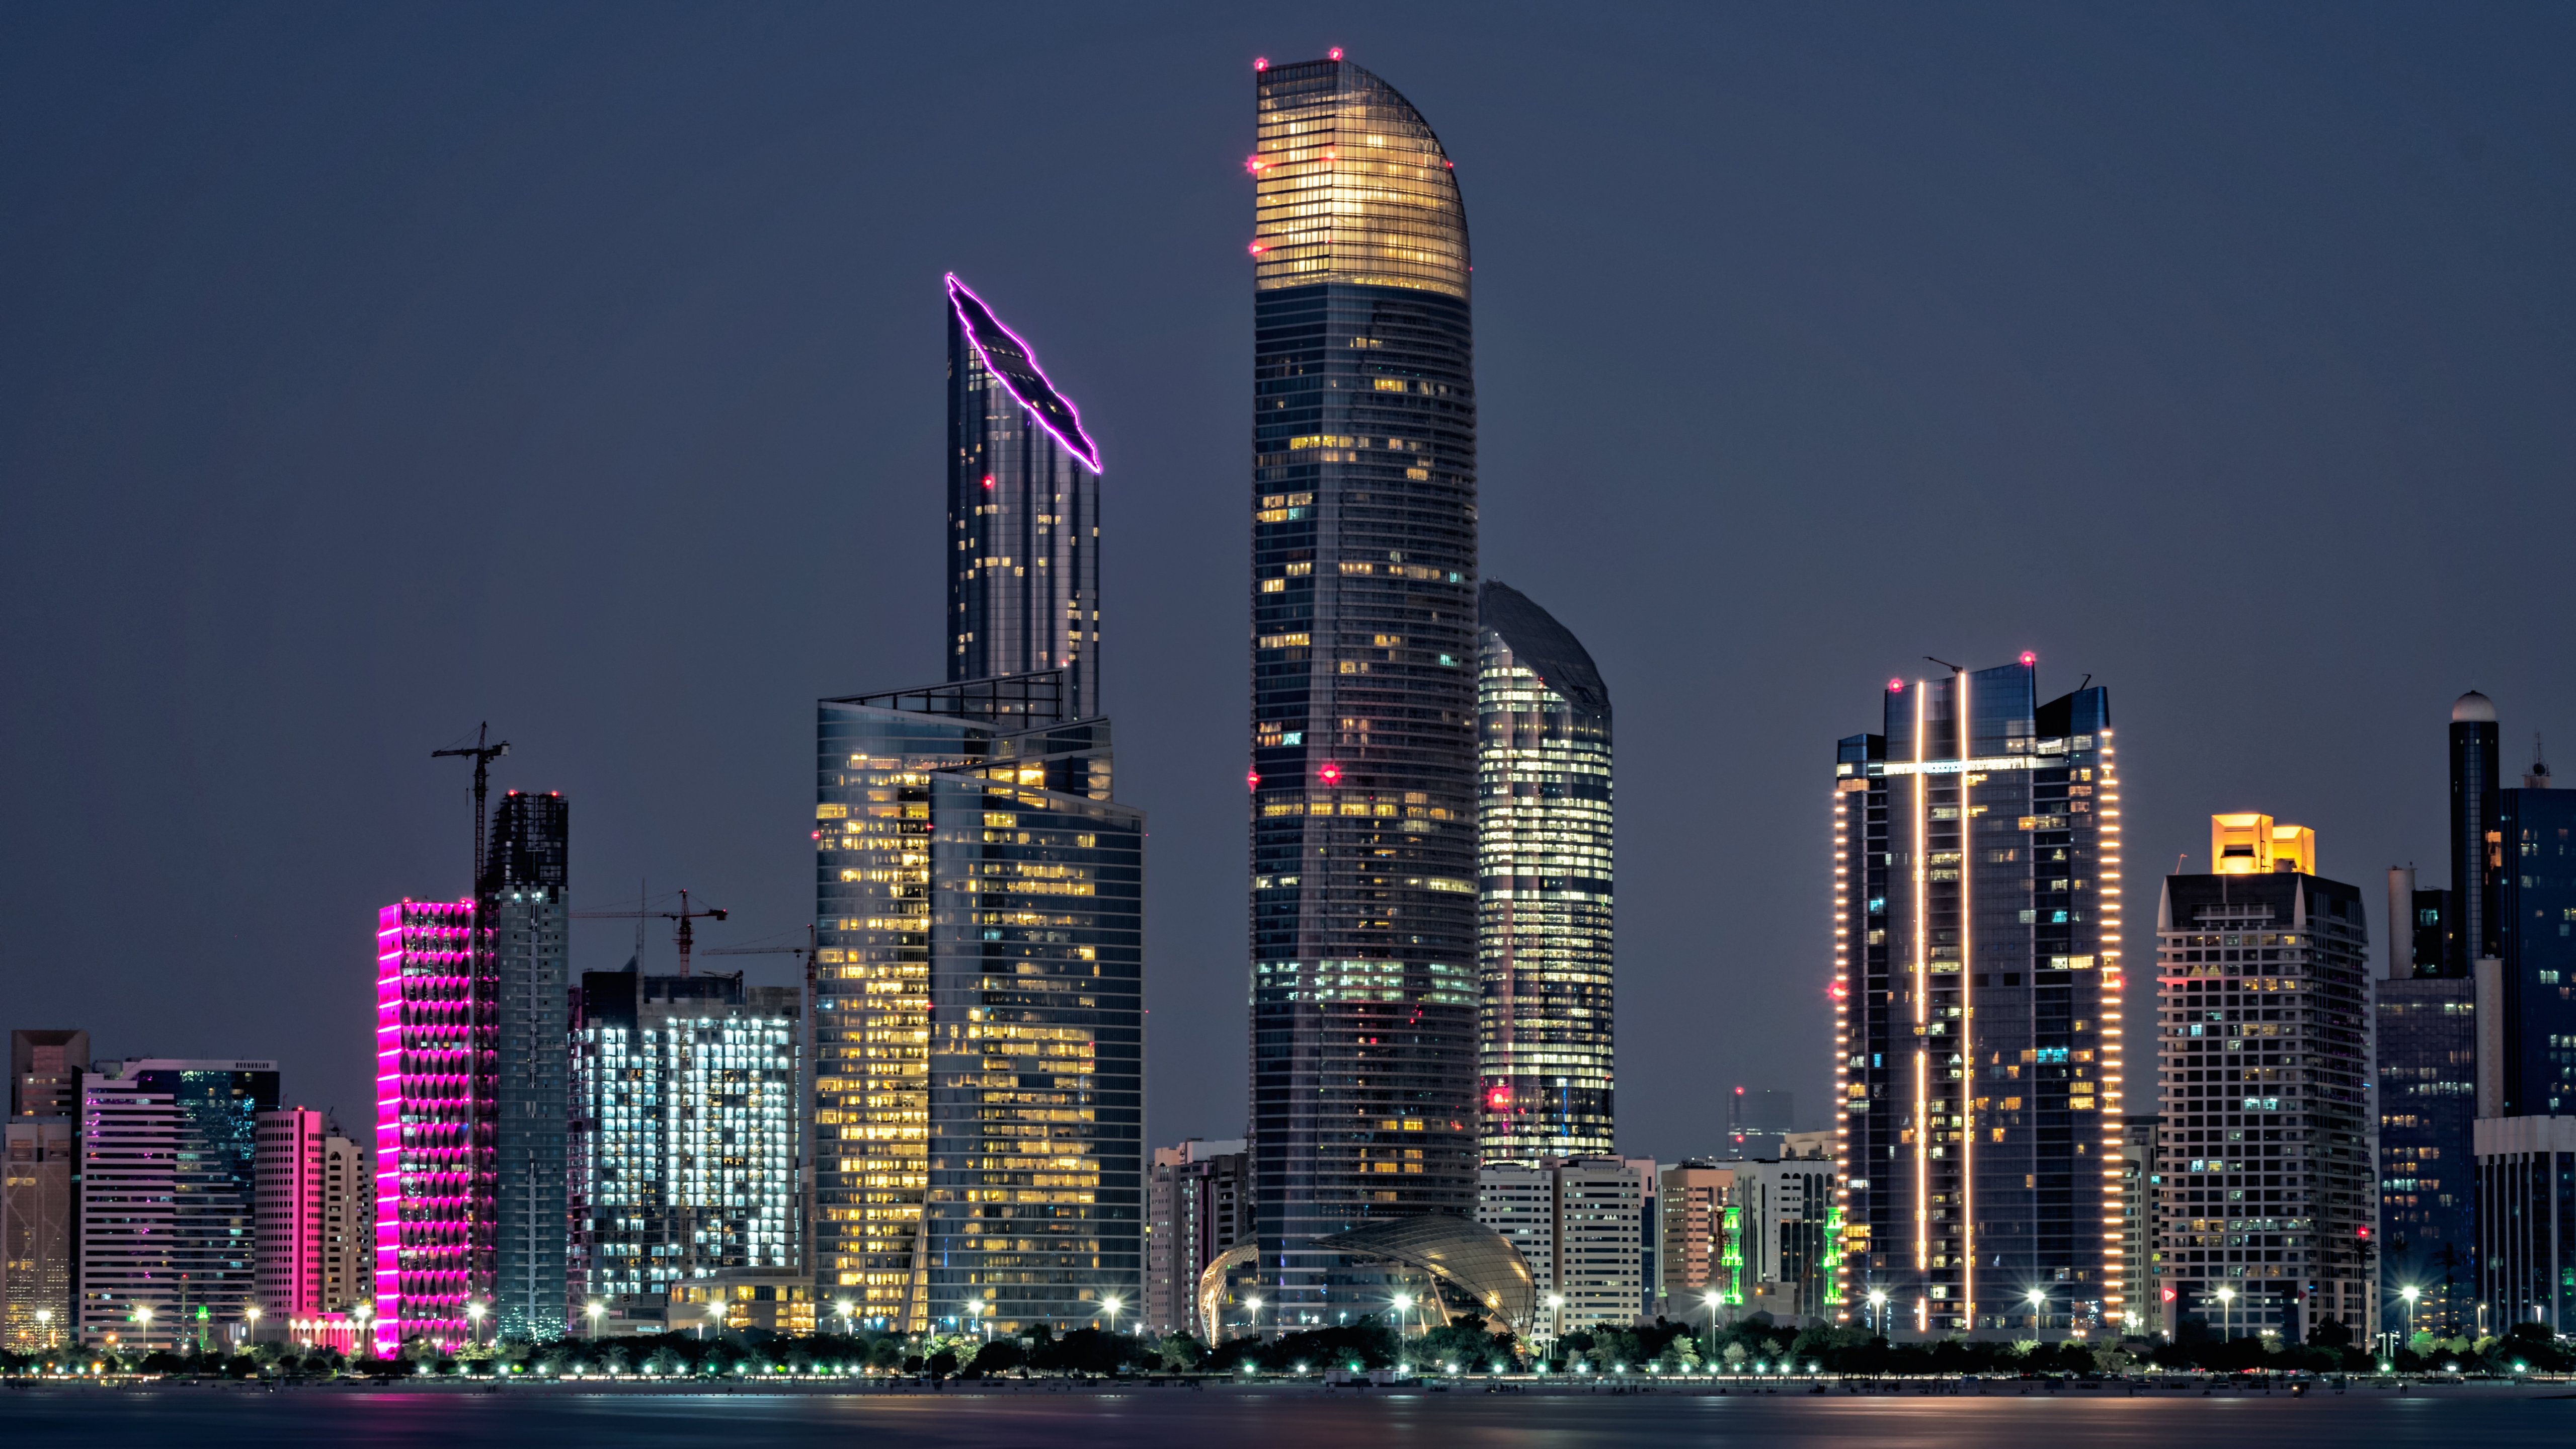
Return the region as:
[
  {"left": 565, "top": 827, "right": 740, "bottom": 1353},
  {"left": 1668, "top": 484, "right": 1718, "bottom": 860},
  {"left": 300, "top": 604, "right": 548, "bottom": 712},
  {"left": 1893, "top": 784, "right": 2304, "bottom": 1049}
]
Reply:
[
  {"left": 352, "top": 1302, "right": 374, "bottom": 1359},
  {"left": 1245, "top": 1295, "right": 1264, "bottom": 1341},
  {"left": 2216, "top": 1286, "right": 2235, "bottom": 1343},
  {"left": 35, "top": 1308, "right": 55, "bottom": 1350},
  {"left": 1392, "top": 1292, "right": 1415, "bottom": 1337},
  {"left": 1867, "top": 1288, "right": 1889, "bottom": 1338},
  {"left": 134, "top": 1304, "right": 155, "bottom": 1349},
  {"left": 586, "top": 1301, "right": 606, "bottom": 1340},
  {"left": 1100, "top": 1295, "right": 1122, "bottom": 1334},
  {"left": 836, "top": 1301, "right": 855, "bottom": 1338},
  {"left": 465, "top": 1301, "right": 486, "bottom": 1345},
  {"left": 1702, "top": 1291, "right": 1723, "bottom": 1363},
  {"left": 2399, "top": 1284, "right": 2421, "bottom": 1346},
  {"left": 2027, "top": 1288, "right": 2047, "bottom": 1335}
]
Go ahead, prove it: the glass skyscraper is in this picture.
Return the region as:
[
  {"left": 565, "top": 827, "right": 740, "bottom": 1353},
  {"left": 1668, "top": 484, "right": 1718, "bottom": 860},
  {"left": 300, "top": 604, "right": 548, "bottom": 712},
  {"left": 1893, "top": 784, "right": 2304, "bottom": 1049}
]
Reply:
[
  {"left": 487, "top": 789, "right": 568, "bottom": 1340},
  {"left": 1475, "top": 581, "right": 1614, "bottom": 1161},
  {"left": 1832, "top": 660, "right": 2126, "bottom": 1336},
  {"left": 1244, "top": 53, "right": 1481, "bottom": 1326},
  {"left": 812, "top": 277, "right": 1141, "bottom": 1333},
  {"left": 947, "top": 274, "right": 1102, "bottom": 720},
  {"left": 812, "top": 678, "right": 1142, "bottom": 1332}
]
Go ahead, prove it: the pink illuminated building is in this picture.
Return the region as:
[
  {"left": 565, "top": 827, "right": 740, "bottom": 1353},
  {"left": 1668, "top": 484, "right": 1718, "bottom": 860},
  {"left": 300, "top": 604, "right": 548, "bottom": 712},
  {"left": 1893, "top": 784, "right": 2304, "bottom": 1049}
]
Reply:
[
  {"left": 374, "top": 900, "right": 494, "bottom": 1353},
  {"left": 255, "top": 1107, "right": 326, "bottom": 1318}
]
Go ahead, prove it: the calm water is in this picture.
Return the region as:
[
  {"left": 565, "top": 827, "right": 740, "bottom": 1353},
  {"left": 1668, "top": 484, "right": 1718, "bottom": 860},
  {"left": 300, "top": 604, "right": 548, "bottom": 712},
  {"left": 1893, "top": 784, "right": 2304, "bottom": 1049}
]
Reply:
[{"left": 6, "top": 1382, "right": 2569, "bottom": 1448}]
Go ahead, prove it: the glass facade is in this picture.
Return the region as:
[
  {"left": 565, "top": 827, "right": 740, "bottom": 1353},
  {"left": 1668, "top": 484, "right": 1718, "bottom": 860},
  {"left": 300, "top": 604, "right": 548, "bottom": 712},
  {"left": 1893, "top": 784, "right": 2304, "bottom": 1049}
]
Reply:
[
  {"left": 374, "top": 899, "right": 493, "bottom": 1353},
  {"left": 486, "top": 789, "right": 569, "bottom": 1340},
  {"left": 77, "top": 1060, "right": 280, "bottom": 1350},
  {"left": 2378, "top": 974, "right": 2477, "bottom": 1336},
  {"left": 1475, "top": 581, "right": 1614, "bottom": 1161},
  {"left": 812, "top": 674, "right": 1143, "bottom": 1332},
  {"left": 2473, "top": 1115, "right": 2576, "bottom": 1333},
  {"left": 2494, "top": 786, "right": 2576, "bottom": 1117},
  {"left": 569, "top": 972, "right": 801, "bottom": 1311},
  {"left": 947, "top": 275, "right": 1102, "bottom": 720},
  {"left": 2150, "top": 865, "right": 2376, "bottom": 1342},
  {"left": 1246, "top": 54, "right": 1481, "bottom": 1326},
  {"left": 1832, "top": 662, "right": 2125, "bottom": 1336}
]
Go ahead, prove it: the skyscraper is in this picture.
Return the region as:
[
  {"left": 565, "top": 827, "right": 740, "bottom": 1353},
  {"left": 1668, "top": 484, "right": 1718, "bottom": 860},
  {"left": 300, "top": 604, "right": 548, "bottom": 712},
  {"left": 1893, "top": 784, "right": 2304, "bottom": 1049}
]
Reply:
[
  {"left": 2150, "top": 816, "right": 2377, "bottom": 1343},
  {"left": 811, "top": 276, "right": 1142, "bottom": 1333},
  {"left": 374, "top": 899, "right": 493, "bottom": 1353},
  {"left": 2373, "top": 693, "right": 2502, "bottom": 1337},
  {"left": 948, "top": 274, "right": 1102, "bottom": 720},
  {"left": 487, "top": 789, "right": 569, "bottom": 1340},
  {"left": 570, "top": 969, "right": 801, "bottom": 1315},
  {"left": 1476, "top": 581, "right": 1614, "bottom": 1162},
  {"left": 4, "top": 1028, "right": 87, "bottom": 1351},
  {"left": 2490, "top": 752, "right": 2574, "bottom": 1118},
  {"left": 79, "top": 1059, "right": 280, "bottom": 1350},
  {"left": 1832, "top": 658, "right": 2125, "bottom": 1337},
  {"left": 1245, "top": 52, "right": 1481, "bottom": 1328}
]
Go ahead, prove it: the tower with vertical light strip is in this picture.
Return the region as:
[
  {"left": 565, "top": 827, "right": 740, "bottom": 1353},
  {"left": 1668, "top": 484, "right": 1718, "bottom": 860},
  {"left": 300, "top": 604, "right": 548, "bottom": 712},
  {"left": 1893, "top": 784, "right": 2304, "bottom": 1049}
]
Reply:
[{"left": 1832, "top": 656, "right": 2126, "bottom": 1337}]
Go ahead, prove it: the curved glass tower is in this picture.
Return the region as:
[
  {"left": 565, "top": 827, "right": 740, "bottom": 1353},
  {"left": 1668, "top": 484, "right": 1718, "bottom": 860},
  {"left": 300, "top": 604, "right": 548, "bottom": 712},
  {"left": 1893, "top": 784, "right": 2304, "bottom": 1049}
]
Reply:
[
  {"left": 1475, "top": 582, "right": 1614, "bottom": 1161},
  {"left": 948, "top": 274, "right": 1102, "bottom": 719},
  {"left": 1245, "top": 55, "right": 1479, "bottom": 1324}
]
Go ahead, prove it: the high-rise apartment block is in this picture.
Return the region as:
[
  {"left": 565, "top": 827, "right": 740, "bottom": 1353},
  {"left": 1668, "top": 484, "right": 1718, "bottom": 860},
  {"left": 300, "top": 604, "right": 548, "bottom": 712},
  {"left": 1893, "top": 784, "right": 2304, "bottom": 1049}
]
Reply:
[
  {"left": 2377, "top": 974, "right": 2476, "bottom": 1334},
  {"left": 947, "top": 274, "right": 1102, "bottom": 720},
  {"left": 1144, "top": 1139, "right": 1250, "bottom": 1338},
  {"left": 321, "top": 1125, "right": 372, "bottom": 1316},
  {"left": 1832, "top": 659, "right": 2123, "bottom": 1336},
  {"left": 374, "top": 899, "right": 492, "bottom": 1353},
  {"left": 570, "top": 969, "right": 801, "bottom": 1318},
  {"left": 5, "top": 1029, "right": 87, "bottom": 1351},
  {"left": 1246, "top": 51, "right": 1481, "bottom": 1329},
  {"left": 78, "top": 1059, "right": 280, "bottom": 1350},
  {"left": 1473, "top": 1156, "right": 1654, "bottom": 1336},
  {"left": 256, "top": 1107, "right": 327, "bottom": 1319},
  {"left": 1476, "top": 581, "right": 1614, "bottom": 1162},
  {"left": 487, "top": 789, "right": 569, "bottom": 1340},
  {"left": 1737, "top": 1151, "right": 1838, "bottom": 1325},
  {"left": 2150, "top": 817, "right": 2376, "bottom": 1342},
  {"left": 1658, "top": 1162, "right": 1743, "bottom": 1318},
  {"left": 813, "top": 274, "right": 1141, "bottom": 1334}
]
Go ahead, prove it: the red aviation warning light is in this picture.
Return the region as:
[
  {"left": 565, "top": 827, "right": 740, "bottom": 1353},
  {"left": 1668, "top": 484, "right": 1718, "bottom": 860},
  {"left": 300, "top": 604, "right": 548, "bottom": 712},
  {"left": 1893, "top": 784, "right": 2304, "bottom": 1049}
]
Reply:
[
  {"left": 1887, "top": 678, "right": 1904, "bottom": 693},
  {"left": 1317, "top": 762, "right": 1343, "bottom": 786},
  {"left": 1246, "top": 768, "right": 1260, "bottom": 792},
  {"left": 2020, "top": 651, "right": 2036, "bottom": 666}
]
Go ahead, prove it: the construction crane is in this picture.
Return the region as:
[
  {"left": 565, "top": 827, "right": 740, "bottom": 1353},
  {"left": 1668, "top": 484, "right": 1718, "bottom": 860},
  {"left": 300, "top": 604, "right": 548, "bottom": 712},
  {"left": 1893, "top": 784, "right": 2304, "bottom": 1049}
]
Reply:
[
  {"left": 573, "top": 889, "right": 729, "bottom": 977},
  {"left": 702, "top": 925, "right": 821, "bottom": 1005},
  {"left": 430, "top": 722, "right": 510, "bottom": 892}
]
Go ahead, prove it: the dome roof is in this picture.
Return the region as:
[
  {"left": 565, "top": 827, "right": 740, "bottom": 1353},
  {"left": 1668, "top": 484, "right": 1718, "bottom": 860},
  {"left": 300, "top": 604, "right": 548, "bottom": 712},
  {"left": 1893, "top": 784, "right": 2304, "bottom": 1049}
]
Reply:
[{"left": 2453, "top": 691, "right": 2497, "bottom": 724}]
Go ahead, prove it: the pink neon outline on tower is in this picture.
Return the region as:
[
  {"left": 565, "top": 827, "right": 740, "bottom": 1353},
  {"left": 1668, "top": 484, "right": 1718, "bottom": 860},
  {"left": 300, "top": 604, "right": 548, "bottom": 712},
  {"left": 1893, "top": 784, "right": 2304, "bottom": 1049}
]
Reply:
[
  {"left": 945, "top": 273, "right": 1103, "bottom": 473},
  {"left": 374, "top": 899, "right": 490, "bottom": 1355}
]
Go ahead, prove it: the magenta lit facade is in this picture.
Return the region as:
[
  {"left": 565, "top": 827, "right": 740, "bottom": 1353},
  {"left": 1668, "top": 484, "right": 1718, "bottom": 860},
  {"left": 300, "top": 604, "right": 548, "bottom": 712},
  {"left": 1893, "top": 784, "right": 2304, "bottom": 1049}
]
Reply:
[
  {"left": 255, "top": 1107, "right": 326, "bottom": 1317},
  {"left": 374, "top": 900, "right": 494, "bottom": 1353}
]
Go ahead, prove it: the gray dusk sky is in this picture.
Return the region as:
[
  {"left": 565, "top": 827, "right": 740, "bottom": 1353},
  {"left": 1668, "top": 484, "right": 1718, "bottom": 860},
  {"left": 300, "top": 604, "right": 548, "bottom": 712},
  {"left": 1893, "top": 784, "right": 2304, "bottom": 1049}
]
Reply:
[{"left": 4, "top": 3, "right": 2572, "bottom": 1155}]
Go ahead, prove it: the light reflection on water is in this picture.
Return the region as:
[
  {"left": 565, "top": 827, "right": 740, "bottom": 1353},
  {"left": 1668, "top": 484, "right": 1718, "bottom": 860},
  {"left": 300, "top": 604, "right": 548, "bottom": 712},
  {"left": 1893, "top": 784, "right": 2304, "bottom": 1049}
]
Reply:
[{"left": 6, "top": 1386, "right": 2567, "bottom": 1449}]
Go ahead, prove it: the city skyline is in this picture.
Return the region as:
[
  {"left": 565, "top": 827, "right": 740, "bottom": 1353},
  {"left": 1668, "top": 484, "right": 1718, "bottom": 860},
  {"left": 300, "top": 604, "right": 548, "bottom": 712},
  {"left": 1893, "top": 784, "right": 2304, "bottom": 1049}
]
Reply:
[{"left": 7, "top": 11, "right": 2576, "bottom": 1183}]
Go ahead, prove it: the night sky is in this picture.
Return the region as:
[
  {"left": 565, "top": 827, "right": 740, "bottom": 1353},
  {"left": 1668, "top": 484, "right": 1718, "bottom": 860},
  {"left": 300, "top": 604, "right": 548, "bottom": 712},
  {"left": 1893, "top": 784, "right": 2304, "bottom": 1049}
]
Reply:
[{"left": 6, "top": 5, "right": 2572, "bottom": 1160}]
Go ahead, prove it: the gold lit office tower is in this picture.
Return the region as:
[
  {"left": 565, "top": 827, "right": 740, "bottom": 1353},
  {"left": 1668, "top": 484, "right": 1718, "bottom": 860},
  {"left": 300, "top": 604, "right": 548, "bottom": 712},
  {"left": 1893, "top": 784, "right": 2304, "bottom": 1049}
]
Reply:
[
  {"left": 1245, "top": 53, "right": 1481, "bottom": 1324},
  {"left": 813, "top": 280, "right": 1139, "bottom": 1333},
  {"left": 947, "top": 275, "right": 1102, "bottom": 721},
  {"left": 1831, "top": 658, "right": 2126, "bottom": 1337},
  {"left": 2151, "top": 816, "right": 2375, "bottom": 1341},
  {"left": 1476, "top": 582, "right": 1615, "bottom": 1161}
]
